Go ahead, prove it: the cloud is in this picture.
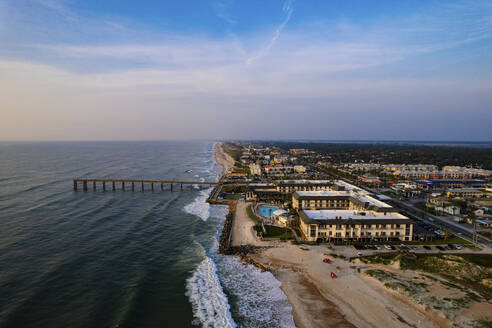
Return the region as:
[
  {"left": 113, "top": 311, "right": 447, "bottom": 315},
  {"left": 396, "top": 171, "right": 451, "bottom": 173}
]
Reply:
[
  {"left": 212, "top": 0, "right": 236, "bottom": 24},
  {"left": 246, "top": 0, "right": 295, "bottom": 65},
  {"left": 0, "top": 0, "right": 491, "bottom": 141}
]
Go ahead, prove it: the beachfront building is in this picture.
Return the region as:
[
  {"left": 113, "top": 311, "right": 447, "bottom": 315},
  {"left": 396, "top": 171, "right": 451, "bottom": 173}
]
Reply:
[
  {"left": 292, "top": 190, "right": 395, "bottom": 212},
  {"left": 276, "top": 180, "right": 333, "bottom": 193},
  {"left": 299, "top": 209, "right": 413, "bottom": 242}
]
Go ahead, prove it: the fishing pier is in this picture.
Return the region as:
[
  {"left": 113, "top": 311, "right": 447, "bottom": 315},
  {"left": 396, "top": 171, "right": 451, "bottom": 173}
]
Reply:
[{"left": 73, "top": 179, "right": 219, "bottom": 192}]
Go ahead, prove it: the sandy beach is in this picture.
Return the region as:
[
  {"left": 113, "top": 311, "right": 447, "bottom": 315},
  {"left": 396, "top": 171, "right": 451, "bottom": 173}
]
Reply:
[
  {"left": 214, "top": 142, "right": 234, "bottom": 176},
  {"left": 251, "top": 244, "right": 446, "bottom": 328}
]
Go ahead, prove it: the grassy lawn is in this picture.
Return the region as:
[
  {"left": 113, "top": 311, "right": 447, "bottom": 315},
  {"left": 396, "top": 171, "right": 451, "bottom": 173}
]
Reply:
[
  {"left": 222, "top": 193, "right": 241, "bottom": 200},
  {"left": 247, "top": 204, "right": 261, "bottom": 224},
  {"left": 478, "top": 231, "right": 491, "bottom": 239},
  {"left": 263, "top": 225, "right": 293, "bottom": 239}
]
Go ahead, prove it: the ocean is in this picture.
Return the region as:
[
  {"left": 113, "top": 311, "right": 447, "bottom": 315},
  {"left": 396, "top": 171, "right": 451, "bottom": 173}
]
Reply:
[{"left": 0, "top": 141, "right": 294, "bottom": 328}]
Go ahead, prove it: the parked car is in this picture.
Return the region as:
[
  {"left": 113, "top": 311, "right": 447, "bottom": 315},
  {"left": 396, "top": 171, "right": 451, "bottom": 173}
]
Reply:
[
  {"left": 384, "top": 245, "right": 391, "bottom": 250},
  {"left": 389, "top": 245, "right": 396, "bottom": 250},
  {"left": 436, "top": 246, "right": 445, "bottom": 251},
  {"left": 423, "top": 245, "right": 432, "bottom": 250},
  {"left": 357, "top": 252, "right": 363, "bottom": 257},
  {"left": 455, "top": 245, "right": 463, "bottom": 250},
  {"left": 447, "top": 244, "right": 456, "bottom": 250},
  {"left": 375, "top": 245, "right": 382, "bottom": 250}
]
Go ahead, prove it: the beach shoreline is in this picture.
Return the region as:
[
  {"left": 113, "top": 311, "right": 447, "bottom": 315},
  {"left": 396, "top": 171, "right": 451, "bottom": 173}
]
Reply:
[{"left": 214, "top": 142, "right": 234, "bottom": 177}]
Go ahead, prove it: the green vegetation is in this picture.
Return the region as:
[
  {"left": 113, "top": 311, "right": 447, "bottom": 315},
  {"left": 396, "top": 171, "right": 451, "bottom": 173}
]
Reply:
[
  {"left": 359, "top": 254, "right": 395, "bottom": 265},
  {"left": 472, "top": 318, "right": 492, "bottom": 328},
  {"left": 222, "top": 193, "right": 241, "bottom": 200},
  {"left": 223, "top": 143, "right": 241, "bottom": 162},
  {"left": 294, "top": 228, "right": 302, "bottom": 237},
  {"left": 232, "top": 167, "right": 250, "bottom": 174},
  {"left": 263, "top": 225, "right": 293, "bottom": 239},
  {"left": 328, "top": 253, "right": 346, "bottom": 260},
  {"left": 478, "top": 231, "right": 492, "bottom": 239},
  {"left": 365, "top": 269, "right": 396, "bottom": 282},
  {"left": 221, "top": 185, "right": 247, "bottom": 193},
  {"left": 246, "top": 205, "right": 260, "bottom": 224},
  {"left": 400, "top": 254, "right": 492, "bottom": 299},
  {"left": 270, "top": 141, "right": 492, "bottom": 169}
]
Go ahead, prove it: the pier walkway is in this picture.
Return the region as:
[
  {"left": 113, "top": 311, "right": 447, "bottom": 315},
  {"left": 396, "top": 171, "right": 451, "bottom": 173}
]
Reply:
[{"left": 74, "top": 179, "right": 219, "bottom": 192}]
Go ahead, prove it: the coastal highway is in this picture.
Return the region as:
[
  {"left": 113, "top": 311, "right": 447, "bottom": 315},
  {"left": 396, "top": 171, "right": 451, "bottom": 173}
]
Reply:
[
  {"left": 334, "top": 176, "right": 492, "bottom": 247},
  {"left": 387, "top": 197, "right": 492, "bottom": 246}
]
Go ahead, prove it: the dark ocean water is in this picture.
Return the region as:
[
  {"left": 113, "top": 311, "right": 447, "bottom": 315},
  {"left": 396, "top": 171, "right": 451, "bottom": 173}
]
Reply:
[{"left": 0, "top": 141, "right": 293, "bottom": 328}]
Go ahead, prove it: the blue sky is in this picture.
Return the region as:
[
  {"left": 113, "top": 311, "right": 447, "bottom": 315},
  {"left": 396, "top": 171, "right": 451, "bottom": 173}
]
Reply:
[{"left": 0, "top": 0, "right": 491, "bottom": 141}]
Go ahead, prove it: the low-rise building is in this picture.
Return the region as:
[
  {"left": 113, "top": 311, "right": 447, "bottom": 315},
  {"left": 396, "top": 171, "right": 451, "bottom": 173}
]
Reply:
[
  {"left": 446, "top": 188, "right": 483, "bottom": 198},
  {"left": 249, "top": 163, "right": 262, "bottom": 176},
  {"left": 292, "top": 190, "right": 395, "bottom": 212},
  {"left": 293, "top": 165, "right": 307, "bottom": 173},
  {"left": 299, "top": 209, "right": 412, "bottom": 242}
]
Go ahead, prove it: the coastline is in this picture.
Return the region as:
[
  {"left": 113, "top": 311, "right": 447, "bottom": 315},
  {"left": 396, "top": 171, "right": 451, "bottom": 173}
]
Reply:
[
  {"left": 214, "top": 142, "right": 234, "bottom": 177},
  {"left": 212, "top": 142, "right": 487, "bottom": 328},
  {"left": 250, "top": 245, "right": 444, "bottom": 328}
]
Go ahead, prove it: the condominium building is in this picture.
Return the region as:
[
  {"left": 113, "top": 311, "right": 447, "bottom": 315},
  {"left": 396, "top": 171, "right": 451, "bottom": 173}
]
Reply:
[
  {"left": 292, "top": 190, "right": 394, "bottom": 212},
  {"left": 276, "top": 180, "right": 333, "bottom": 193},
  {"left": 299, "top": 209, "right": 412, "bottom": 242}
]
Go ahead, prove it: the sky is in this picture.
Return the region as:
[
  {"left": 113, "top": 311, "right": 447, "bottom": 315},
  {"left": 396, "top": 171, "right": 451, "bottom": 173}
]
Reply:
[{"left": 0, "top": 0, "right": 491, "bottom": 141}]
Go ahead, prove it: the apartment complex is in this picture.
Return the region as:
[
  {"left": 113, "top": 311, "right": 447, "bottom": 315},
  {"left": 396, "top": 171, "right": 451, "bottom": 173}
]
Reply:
[
  {"left": 446, "top": 188, "right": 483, "bottom": 198},
  {"left": 300, "top": 210, "right": 412, "bottom": 242},
  {"left": 291, "top": 181, "right": 412, "bottom": 242}
]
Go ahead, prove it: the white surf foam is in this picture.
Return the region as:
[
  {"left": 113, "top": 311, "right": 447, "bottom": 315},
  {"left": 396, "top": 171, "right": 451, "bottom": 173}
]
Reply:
[
  {"left": 186, "top": 256, "right": 237, "bottom": 328},
  {"left": 216, "top": 256, "right": 295, "bottom": 328},
  {"left": 183, "top": 187, "right": 213, "bottom": 221}
]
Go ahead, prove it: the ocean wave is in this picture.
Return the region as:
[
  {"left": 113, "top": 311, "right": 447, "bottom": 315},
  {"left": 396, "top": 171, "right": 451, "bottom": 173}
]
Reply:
[
  {"left": 183, "top": 187, "right": 213, "bottom": 221},
  {"left": 186, "top": 257, "right": 237, "bottom": 328},
  {"left": 216, "top": 256, "right": 295, "bottom": 328}
]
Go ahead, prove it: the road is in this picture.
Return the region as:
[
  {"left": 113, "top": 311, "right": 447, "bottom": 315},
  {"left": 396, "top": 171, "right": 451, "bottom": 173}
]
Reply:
[{"left": 330, "top": 175, "right": 492, "bottom": 247}]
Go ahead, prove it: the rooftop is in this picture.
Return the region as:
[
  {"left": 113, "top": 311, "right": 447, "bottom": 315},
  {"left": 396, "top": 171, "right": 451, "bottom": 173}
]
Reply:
[{"left": 300, "top": 209, "right": 409, "bottom": 224}]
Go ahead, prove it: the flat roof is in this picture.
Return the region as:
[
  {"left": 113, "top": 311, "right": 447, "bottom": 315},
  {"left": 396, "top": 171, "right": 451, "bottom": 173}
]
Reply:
[
  {"left": 447, "top": 188, "right": 481, "bottom": 192},
  {"left": 300, "top": 210, "right": 410, "bottom": 225},
  {"left": 277, "top": 180, "right": 332, "bottom": 185},
  {"left": 414, "top": 179, "right": 488, "bottom": 185},
  {"left": 293, "top": 190, "right": 393, "bottom": 208}
]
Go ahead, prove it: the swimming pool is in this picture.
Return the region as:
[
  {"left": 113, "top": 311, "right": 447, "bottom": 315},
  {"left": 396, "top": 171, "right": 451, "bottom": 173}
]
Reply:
[{"left": 258, "top": 205, "right": 278, "bottom": 218}]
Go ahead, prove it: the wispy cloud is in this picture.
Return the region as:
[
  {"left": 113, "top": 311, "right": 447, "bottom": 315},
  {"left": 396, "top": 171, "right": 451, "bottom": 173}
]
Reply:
[
  {"left": 246, "top": 0, "right": 295, "bottom": 65},
  {"left": 212, "top": 0, "right": 236, "bottom": 24}
]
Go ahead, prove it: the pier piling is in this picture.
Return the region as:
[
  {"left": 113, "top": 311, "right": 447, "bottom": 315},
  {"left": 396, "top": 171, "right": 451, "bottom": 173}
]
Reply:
[{"left": 73, "top": 179, "right": 218, "bottom": 194}]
